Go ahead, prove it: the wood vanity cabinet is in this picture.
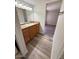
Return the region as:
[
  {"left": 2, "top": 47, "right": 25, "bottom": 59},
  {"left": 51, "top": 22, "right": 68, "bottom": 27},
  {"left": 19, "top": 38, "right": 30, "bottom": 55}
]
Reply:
[
  {"left": 22, "top": 28, "right": 30, "bottom": 43},
  {"left": 21, "top": 23, "right": 40, "bottom": 44},
  {"left": 29, "top": 24, "right": 39, "bottom": 39}
]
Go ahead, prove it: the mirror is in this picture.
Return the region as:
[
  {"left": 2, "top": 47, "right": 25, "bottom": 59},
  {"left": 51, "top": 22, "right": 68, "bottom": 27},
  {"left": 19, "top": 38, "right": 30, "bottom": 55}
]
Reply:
[{"left": 15, "top": 2, "right": 34, "bottom": 25}]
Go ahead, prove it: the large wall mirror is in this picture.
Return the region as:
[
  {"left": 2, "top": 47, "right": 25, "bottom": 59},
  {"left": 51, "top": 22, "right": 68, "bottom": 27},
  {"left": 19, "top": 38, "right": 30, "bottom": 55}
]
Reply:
[{"left": 15, "top": 1, "right": 34, "bottom": 25}]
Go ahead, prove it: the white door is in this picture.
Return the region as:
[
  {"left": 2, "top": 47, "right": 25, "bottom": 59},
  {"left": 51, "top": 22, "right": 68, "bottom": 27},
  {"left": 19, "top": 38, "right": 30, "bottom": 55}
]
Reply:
[{"left": 51, "top": 0, "right": 64, "bottom": 59}]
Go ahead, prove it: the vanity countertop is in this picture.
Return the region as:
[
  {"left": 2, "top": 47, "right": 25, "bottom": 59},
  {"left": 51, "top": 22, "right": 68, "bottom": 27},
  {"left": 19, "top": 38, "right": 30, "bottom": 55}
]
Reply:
[{"left": 21, "top": 22, "right": 40, "bottom": 29}]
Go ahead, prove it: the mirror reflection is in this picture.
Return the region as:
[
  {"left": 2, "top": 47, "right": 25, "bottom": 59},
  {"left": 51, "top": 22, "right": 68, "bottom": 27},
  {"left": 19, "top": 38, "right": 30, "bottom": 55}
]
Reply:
[{"left": 15, "top": 2, "right": 34, "bottom": 25}]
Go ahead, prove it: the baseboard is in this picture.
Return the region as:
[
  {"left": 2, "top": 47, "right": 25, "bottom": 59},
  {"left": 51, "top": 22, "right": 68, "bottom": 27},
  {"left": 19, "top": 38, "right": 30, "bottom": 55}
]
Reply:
[{"left": 45, "top": 24, "right": 56, "bottom": 27}]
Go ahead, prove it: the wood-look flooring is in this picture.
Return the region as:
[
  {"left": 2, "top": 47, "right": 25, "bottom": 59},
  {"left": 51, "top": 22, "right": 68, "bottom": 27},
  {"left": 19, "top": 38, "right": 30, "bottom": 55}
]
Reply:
[
  {"left": 16, "top": 34, "right": 53, "bottom": 59},
  {"left": 44, "top": 25, "right": 56, "bottom": 41}
]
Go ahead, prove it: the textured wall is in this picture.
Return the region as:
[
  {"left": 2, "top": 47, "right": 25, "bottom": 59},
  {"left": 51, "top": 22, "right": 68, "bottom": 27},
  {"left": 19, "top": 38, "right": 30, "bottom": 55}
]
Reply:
[{"left": 46, "top": 10, "right": 59, "bottom": 25}]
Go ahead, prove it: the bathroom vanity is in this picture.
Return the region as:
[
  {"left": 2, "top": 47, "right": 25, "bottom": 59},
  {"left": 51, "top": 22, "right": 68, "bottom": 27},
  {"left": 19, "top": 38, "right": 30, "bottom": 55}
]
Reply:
[{"left": 21, "top": 22, "right": 40, "bottom": 44}]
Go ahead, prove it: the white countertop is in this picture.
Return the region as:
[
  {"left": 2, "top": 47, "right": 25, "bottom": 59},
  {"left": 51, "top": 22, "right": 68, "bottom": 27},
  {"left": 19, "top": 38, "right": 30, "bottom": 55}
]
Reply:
[{"left": 21, "top": 22, "right": 39, "bottom": 29}]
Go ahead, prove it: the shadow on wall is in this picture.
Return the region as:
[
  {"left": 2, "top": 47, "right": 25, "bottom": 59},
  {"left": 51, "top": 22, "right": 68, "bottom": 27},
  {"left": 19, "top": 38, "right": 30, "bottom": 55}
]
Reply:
[{"left": 39, "top": 24, "right": 43, "bottom": 34}]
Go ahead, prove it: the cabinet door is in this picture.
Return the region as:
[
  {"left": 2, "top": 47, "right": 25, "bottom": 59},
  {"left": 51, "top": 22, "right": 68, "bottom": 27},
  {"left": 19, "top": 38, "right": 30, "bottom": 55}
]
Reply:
[
  {"left": 22, "top": 28, "right": 30, "bottom": 44},
  {"left": 29, "top": 25, "right": 36, "bottom": 39}
]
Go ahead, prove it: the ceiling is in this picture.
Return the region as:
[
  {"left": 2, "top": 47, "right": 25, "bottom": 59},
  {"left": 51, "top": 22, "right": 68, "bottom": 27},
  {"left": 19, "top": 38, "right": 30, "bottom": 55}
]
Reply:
[
  {"left": 16, "top": 0, "right": 61, "bottom": 11},
  {"left": 44, "top": 0, "right": 60, "bottom": 3},
  {"left": 17, "top": 0, "right": 60, "bottom": 5}
]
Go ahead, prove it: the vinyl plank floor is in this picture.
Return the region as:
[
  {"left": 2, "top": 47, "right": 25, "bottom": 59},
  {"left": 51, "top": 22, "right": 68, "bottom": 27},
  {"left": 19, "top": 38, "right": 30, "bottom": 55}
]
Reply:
[
  {"left": 16, "top": 34, "right": 53, "bottom": 59},
  {"left": 26, "top": 34, "right": 52, "bottom": 59}
]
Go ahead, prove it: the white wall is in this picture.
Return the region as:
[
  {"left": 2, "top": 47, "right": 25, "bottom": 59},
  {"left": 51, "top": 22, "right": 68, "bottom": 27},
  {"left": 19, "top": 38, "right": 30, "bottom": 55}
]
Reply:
[
  {"left": 33, "top": 0, "right": 46, "bottom": 33},
  {"left": 51, "top": 1, "right": 64, "bottom": 59},
  {"left": 46, "top": 10, "right": 59, "bottom": 25},
  {"left": 15, "top": 8, "right": 28, "bottom": 56}
]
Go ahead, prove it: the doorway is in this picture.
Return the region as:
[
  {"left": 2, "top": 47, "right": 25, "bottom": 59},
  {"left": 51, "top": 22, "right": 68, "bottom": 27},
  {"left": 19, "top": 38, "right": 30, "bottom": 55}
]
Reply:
[{"left": 45, "top": 1, "right": 61, "bottom": 41}]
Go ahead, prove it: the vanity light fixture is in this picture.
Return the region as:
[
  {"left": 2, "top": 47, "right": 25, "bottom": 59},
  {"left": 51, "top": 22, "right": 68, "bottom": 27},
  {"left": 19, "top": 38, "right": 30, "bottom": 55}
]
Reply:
[{"left": 15, "top": 1, "right": 32, "bottom": 11}]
